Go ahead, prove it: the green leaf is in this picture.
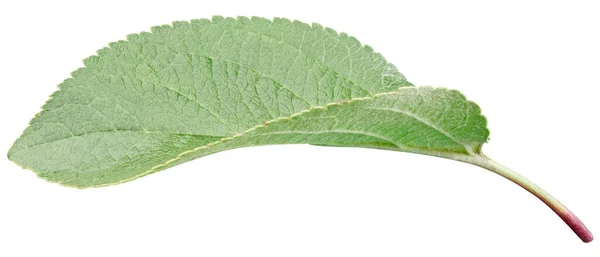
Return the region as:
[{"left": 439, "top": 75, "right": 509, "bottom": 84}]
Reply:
[{"left": 7, "top": 16, "right": 593, "bottom": 243}]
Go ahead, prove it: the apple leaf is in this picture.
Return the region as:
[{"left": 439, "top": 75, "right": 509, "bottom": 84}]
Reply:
[{"left": 7, "top": 16, "right": 592, "bottom": 243}]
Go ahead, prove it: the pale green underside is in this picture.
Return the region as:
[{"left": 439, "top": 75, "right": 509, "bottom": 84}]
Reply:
[{"left": 8, "top": 17, "right": 489, "bottom": 188}]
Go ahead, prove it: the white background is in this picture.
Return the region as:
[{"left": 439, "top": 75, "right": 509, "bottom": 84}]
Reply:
[{"left": 0, "top": 0, "right": 598, "bottom": 256}]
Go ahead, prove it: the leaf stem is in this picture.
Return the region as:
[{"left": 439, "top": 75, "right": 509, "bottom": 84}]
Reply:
[{"left": 466, "top": 154, "right": 593, "bottom": 243}]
